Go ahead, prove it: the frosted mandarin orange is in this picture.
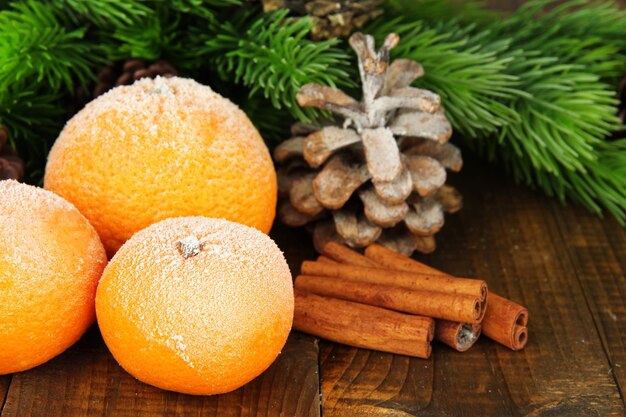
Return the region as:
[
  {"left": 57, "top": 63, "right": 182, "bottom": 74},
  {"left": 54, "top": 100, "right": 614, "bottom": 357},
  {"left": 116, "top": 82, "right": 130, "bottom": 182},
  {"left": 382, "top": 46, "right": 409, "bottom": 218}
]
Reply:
[
  {"left": 95, "top": 216, "right": 294, "bottom": 395},
  {"left": 0, "top": 180, "right": 107, "bottom": 374},
  {"left": 44, "top": 76, "right": 277, "bottom": 257}
]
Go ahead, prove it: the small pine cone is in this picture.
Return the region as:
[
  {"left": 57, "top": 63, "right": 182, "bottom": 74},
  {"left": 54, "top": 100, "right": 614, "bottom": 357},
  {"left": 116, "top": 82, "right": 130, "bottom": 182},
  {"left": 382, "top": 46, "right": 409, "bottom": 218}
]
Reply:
[
  {"left": 274, "top": 32, "right": 463, "bottom": 256},
  {"left": 93, "top": 59, "right": 179, "bottom": 97},
  {"left": 0, "top": 127, "right": 25, "bottom": 181},
  {"left": 262, "top": 0, "right": 384, "bottom": 40}
]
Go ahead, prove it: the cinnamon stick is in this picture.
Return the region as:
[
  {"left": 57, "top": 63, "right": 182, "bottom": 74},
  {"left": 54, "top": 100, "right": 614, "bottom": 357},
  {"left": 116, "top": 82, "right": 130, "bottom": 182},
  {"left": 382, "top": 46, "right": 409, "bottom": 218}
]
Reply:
[
  {"left": 300, "top": 260, "right": 487, "bottom": 301},
  {"left": 293, "top": 289, "right": 434, "bottom": 358},
  {"left": 296, "top": 275, "right": 485, "bottom": 323},
  {"left": 317, "top": 255, "right": 337, "bottom": 264},
  {"left": 365, "top": 243, "right": 445, "bottom": 276},
  {"left": 321, "top": 242, "right": 380, "bottom": 268},
  {"left": 482, "top": 293, "right": 528, "bottom": 350},
  {"left": 364, "top": 243, "right": 487, "bottom": 303},
  {"left": 364, "top": 244, "right": 529, "bottom": 350},
  {"left": 435, "top": 320, "right": 481, "bottom": 352}
]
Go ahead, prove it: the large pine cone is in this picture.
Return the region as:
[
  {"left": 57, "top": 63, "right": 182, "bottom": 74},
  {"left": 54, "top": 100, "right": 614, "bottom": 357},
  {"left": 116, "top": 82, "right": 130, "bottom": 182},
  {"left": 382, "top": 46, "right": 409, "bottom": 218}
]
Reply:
[
  {"left": 0, "top": 127, "right": 25, "bottom": 181},
  {"left": 262, "top": 0, "right": 384, "bottom": 40},
  {"left": 274, "top": 33, "right": 463, "bottom": 256}
]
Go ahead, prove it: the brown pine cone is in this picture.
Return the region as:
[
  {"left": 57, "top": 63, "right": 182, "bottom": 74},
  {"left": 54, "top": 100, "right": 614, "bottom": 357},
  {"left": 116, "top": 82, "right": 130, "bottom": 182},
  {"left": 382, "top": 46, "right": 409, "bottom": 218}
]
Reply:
[
  {"left": 274, "top": 33, "right": 463, "bottom": 256},
  {"left": 262, "top": 0, "right": 384, "bottom": 40},
  {"left": 0, "top": 127, "right": 25, "bottom": 181},
  {"left": 93, "top": 59, "right": 179, "bottom": 97}
]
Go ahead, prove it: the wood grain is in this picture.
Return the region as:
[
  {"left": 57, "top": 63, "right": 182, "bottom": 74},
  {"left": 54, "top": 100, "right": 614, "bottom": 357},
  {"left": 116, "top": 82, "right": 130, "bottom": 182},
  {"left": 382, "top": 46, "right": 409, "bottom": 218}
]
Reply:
[
  {"left": 320, "top": 342, "right": 434, "bottom": 417},
  {"left": 1, "top": 327, "right": 320, "bottom": 417},
  {"left": 0, "top": 376, "right": 10, "bottom": 413},
  {"left": 318, "top": 154, "right": 626, "bottom": 416},
  {"left": 551, "top": 202, "right": 626, "bottom": 405}
]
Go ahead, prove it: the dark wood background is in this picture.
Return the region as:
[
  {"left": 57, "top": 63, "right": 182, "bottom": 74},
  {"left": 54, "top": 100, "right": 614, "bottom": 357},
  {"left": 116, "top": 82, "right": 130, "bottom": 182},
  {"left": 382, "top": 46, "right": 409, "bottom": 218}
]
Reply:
[{"left": 2, "top": 1, "right": 626, "bottom": 416}]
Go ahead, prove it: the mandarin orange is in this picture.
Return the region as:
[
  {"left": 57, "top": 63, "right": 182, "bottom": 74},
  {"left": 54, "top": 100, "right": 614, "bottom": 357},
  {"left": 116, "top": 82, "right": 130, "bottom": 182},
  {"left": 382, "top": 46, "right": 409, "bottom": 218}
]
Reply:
[
  {"left": 0, "top": 180, "right": 107, "bottom": 374},
  {"left": 44, "top": 76, "right": 277, "bottom": 257},
  {"left": 95, "top": 216, "right": 294, "bottom": 395}
]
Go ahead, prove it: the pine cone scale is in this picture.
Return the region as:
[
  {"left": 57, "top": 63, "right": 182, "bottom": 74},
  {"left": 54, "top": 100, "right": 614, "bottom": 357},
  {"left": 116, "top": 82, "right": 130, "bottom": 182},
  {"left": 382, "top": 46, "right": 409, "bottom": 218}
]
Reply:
[{"left": 262, "top": 0, "right": 385, "bottom": 40}]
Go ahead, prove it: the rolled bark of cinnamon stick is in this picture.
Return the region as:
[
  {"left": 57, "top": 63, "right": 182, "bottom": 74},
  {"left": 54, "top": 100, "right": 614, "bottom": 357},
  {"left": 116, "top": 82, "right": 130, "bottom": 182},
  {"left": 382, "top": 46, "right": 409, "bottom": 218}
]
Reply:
[
  {"left": 294, "top": 289, "right": 434, "bottom": 358},
  {"left": 364, "top": 243, "right": 529, "bottom": 350},
  {"left": 482, "top": 293, "right": 528, "bottom": 350},
  {"left": 317, "top": 255, "right": 337, "bottom": 264},
  {"left": 365, "top": 243, "right": 444, "bottom": 276},
  {"left": 301, "top": 260, "right": 487, "bottom": 301},
  {"left": 363, "top": 243, "right": 487, "bottom": 304},
  {"left": 321, "top": 242, "right": 380, "bottom": 268},
  {"left": 296, "top": 275, "right": 485, "bottom": 323},
  {"left": 435, "top": 320, "right": 482, "bottom": 352}
]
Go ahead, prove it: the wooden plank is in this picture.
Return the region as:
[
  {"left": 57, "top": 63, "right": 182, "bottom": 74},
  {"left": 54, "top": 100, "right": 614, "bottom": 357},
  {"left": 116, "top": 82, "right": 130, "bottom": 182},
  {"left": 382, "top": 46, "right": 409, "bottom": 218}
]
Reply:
[
  {"left": 551, "top": 202, "right": 626, "bottom": 404},
  {"left": 0, "top": 376, "right": 10, "bottom": 412},
  {"left": 319, "top": 343, "right": 434, "bottom": 416},
  {"left": 1, "top": 326, "right": 319, "bottom": 417},
  {"left": 319, "top": 155, "right": 625, "bottom": 416}
]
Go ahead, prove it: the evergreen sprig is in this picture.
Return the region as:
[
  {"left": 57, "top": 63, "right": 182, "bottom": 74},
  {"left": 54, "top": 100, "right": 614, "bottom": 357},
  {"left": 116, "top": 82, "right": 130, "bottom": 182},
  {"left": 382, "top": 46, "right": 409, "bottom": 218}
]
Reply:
[
  {"left": 202, "top": 9, "right": 353, "bottom": 122},
  {"left": 101, "top": 7, "right": 191, "bottom": 66},
  {"left": 0, "top": 83, "right": 65, "bottom": 182},
  {"left": 1, "top": 0, "right": 625, "bottom": 222},
  {"left": 366, "top": 18, "right": 523, "bottom": 137},
  {"left": 371, "top": 0, "right": 626, "bottom": 222},
  {"left": 55, "top": 0, "right": 152, "bottom": 27},
  {"left": 0, "top": 1, "right": 100, "bottom": 92}
]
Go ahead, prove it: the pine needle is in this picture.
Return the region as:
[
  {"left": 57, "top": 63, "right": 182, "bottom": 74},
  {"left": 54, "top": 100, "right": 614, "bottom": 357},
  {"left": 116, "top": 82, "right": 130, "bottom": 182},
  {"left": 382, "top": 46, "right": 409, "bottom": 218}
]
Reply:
[
  {"left": 201, "top": 9, "right": 353, "bottom": 122},
  {"left": 375, "top": 0, "right": 626, "bottom": 223},
  {"left": 366, "top": 18, "right": 524, "bottom": 137},
  {"left": 0, "top": 0, "right": 100, "bottom": 92}
]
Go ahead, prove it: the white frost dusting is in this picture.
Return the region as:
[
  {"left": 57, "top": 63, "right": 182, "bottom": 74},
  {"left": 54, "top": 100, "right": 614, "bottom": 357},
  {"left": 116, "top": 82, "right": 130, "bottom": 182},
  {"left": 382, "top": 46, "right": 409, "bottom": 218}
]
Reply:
[{"left": 101, "top": 217, "right": 294, "bottom": 377}]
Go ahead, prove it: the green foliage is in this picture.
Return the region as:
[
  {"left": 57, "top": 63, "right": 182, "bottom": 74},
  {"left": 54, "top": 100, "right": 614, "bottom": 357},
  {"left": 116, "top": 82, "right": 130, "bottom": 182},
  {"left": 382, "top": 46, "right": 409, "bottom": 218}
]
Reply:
[
  {"left": 170, "top": 0, "right": 243, "bottom": 18},
  {"left": 374, "top": 0, "right": 626, "bottom": 222},
  {"left": 55, "top": 0, "right": 152, "bottom": 27},
  {"left": 0, "top": 1, "right": 100, "bottom": 92},
  {"left": 100, "top": 6, "right": 196, "bottom": 68},
  {"left": 1, "top": 0, "right": 625, "bottom": 222},
  {"left": 0, "top": 83, "right": 65, "bottom": 182},
  {"left": 202, "top": 9, "right": 353, "bottom": 122},
  {"left": 383, "top": 0, "right": 498, "bottom": 27},
  {"left": 367, "top": 18, "right": 523, "bottom": 137}
]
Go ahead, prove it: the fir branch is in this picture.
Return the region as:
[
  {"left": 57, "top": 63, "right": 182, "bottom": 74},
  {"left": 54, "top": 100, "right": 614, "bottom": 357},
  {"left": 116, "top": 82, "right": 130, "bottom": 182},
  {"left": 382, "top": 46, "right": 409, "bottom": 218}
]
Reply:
[
  {"left": 202, "top": 9, "right": 353, "bottom": 122},
  {"left": 477, "top": 1, "right": 626, "bottom": 221},
  {"left": 0, "top": 1, "right": 101, "bottom": 92},
  {"left": 100, "top": 4, "right": 202, "bottom": 71},
  {"left": 509, "top": 0, "right": 626, "bottom": 45},
  {"left": 377, "top": 0, "right": 626, "bottom": 222},
  {"left": 170, "top": 0, "right": 243, "bottom": 18},
  {"left": 384, "top": 0, "right": 499, "bottom": 27},
  {"left": 490, "top": 0, "right": 626, "bottom": 80},
  {"left": 0, "top": 83, "right": 64, "bottom": 183},
  {"left": 54, "top": 0, "right": 152, "bottom": 27},
  {"left": 366, "top": 18, "right": 523, "bottom": 137}
]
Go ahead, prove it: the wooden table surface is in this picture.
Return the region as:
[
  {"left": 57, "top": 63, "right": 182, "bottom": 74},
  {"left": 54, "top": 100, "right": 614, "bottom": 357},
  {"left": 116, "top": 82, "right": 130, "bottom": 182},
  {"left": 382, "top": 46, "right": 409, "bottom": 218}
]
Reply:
[{"left": 1, "top": 149, "right": 625, "bottom": 417}]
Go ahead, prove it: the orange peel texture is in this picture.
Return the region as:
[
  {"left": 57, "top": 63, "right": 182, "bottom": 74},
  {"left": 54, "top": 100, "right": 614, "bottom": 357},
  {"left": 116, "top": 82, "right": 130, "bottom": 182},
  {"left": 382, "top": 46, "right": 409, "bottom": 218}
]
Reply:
[
  {"left": 45, "top": 77, "right": 277, "bottom": 257},
  {"left": 95, "top": 216, "right": 294, "bottom": 395},
  {"left": 0, "top": 180, "right": 107, "bottom": 374}
]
